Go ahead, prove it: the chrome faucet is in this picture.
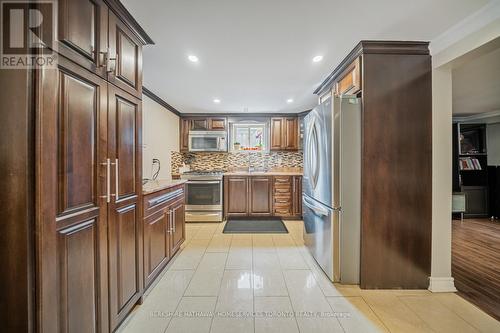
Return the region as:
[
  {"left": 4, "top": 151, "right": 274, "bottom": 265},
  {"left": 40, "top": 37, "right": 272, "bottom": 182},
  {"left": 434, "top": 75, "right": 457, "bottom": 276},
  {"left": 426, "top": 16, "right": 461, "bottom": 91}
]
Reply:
[{"left": 247, "top": 153, "right": 255, "bottom": 172}]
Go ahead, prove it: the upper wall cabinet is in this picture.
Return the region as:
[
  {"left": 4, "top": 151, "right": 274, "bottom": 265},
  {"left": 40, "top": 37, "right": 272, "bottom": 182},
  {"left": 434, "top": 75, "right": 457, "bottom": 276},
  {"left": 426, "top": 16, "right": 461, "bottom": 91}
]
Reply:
[
  {"left": 57, "top": 0, "right": 148, "bottom": 98},
  {"left": 188, "top": 117, "right": 227, "bottom": 131},
  {"left": 180, "top": 118, "right": 190, "bottom": 152},
  {"left": 57, "top": 0, "right": 108, "bottom": 77},
  {"left": 335, "top": 57, "right": 361, "bottom": 96},
  {"left": 108, "top": 10, "right": 143, "bottom": 98},
  {"left": 270, "top": 117, "right": 298, "bottom": 151}
]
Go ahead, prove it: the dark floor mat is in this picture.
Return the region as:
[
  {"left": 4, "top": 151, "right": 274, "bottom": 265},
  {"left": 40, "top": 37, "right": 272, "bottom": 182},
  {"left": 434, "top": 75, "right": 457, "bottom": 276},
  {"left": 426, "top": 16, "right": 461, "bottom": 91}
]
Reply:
[{"left": 223, "top": 218, "right": 288, "bottom": 234}]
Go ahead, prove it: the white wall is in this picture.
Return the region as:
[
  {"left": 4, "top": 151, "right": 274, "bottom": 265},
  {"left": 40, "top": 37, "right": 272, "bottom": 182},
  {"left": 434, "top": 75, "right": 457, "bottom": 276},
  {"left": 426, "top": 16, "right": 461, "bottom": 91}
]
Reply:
[
  {"left": 487, "top": 122, "right": 500, "bottom": 165},
  {"left": 142, "top": 95, "right": 179, "bottom": 180},
  {"left": 429, "top": 0, "right": 500, "bottom": 292}
]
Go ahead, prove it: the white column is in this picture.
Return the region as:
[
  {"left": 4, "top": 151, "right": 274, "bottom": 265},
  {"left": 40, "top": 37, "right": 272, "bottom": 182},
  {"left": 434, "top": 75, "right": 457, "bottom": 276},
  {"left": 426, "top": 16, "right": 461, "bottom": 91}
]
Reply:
[{"left": 429, "top": 66, "right": 457, "bottom": 292}]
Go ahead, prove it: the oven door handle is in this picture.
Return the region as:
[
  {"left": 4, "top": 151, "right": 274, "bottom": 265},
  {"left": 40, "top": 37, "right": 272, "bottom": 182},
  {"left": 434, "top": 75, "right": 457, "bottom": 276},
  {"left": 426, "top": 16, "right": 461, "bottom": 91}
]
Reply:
[{"left": 187, "top": 180, "right": 221, "bottom": 184}]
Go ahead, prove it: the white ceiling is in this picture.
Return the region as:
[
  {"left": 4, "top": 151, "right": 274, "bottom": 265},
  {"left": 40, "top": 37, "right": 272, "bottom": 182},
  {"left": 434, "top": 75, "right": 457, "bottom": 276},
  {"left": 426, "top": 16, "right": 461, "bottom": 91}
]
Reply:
[
  {"left": 122, "top": 0, "right": 488, "bottom": 114},
  {"left": 452, "top": 44, "right": 500, "bottom": 116}
]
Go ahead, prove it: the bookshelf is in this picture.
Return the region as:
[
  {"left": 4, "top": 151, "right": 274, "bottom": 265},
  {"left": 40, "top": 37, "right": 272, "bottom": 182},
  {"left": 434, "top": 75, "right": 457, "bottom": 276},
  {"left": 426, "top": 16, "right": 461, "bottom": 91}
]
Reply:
[{"left": 453, "top": 123, "right": 489, "bottom": 217}]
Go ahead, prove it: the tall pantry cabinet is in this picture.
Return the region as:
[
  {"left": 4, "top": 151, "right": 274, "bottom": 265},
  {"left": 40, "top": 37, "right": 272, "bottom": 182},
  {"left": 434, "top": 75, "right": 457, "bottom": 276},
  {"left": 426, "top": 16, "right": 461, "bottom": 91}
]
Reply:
[{"left": 35, "top": 1, "right": 152, "bottom": 332}]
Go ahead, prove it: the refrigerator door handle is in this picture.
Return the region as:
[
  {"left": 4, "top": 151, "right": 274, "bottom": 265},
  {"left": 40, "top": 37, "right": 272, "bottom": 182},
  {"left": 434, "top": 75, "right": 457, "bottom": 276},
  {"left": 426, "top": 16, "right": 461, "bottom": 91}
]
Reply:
[{"left": 303, "top": 196, "right": 330, "bottom": 217}]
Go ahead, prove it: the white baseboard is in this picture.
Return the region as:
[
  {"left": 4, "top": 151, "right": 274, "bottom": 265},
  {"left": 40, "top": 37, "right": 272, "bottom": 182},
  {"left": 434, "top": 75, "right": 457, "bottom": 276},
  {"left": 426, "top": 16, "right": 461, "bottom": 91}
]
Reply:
[{"left": 428, "top": 277, "right": 457, "bottom": 292}]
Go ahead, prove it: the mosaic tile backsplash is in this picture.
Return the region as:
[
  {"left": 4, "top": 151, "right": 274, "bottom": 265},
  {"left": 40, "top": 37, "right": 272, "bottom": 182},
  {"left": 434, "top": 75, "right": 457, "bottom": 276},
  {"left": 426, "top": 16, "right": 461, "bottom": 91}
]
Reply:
[{"left": 171, "top": 151, "right": 303, "bottom": 173}]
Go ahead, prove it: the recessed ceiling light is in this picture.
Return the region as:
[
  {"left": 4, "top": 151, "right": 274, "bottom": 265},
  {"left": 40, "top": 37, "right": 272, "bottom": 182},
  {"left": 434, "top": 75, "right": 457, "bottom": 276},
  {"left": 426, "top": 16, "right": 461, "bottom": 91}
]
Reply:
[
  {"left": 188, "top": 55, "right": 199, "bottom": 62},
  {"left": 287, "top": 98, "right": 294, "bottom": 103},
  {"left": 312, "top": 55, "right": 323, "bottom": 63},
  {"left": 213, "top": 98, "right": 221, "bottom": 104}
]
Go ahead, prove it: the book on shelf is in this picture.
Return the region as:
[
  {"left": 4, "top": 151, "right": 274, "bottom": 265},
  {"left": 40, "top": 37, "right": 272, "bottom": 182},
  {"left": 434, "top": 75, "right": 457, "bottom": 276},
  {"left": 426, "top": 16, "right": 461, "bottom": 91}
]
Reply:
[{"left": 459, "top": 157, "right": 482, "bottom": 170}]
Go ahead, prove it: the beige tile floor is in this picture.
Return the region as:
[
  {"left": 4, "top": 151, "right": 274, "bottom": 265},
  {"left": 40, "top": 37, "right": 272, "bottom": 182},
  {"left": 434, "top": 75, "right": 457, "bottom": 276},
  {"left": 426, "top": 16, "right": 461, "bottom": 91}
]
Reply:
[{"left": 118, "top": 221, "right": 500, "bottom": 333}]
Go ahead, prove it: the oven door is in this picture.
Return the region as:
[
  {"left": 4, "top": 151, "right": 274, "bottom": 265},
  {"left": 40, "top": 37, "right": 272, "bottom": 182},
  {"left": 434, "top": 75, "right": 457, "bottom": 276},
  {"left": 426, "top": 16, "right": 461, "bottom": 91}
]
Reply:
[{"left": 185, "top": 180, "right": 222, "bottom": 210}]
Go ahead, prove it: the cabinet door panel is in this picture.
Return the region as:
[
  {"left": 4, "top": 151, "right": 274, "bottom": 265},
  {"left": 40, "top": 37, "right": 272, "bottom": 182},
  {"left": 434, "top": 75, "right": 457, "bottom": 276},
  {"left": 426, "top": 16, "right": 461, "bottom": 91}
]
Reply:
[
  {"left": 209, "top": 117, "right": 226, "bottom": 130},
  {"left": 191, "top": 118, "right": 209, "bottom": 130},
  {"left": 180, "top": 118, "right": 190, "bottom": 151},
  {"left": 57, "top": 0, "right": 107, "bottom": 77},
  {"left": 270, "top": 118, "right": 283, "bottom": 150},
  {"left": 107, "top": 85, "right": 142, "bottom": 329},
  {"left": 57, "top": 218, "right": 100, "bottom": 333},
  {"left": 284, "top": 118, "right": 298, "bottom": 150},
  {"left": 109, "top": 205, "right": 139, "bottom": 314},
  {"left": 224, "top": 177, "right": 248, "bottom": 216},
  {"left": 249, "top": 177, "right": 272, "bottom": 216},
  {"left": 39, "top": 58, "right": 109, "bottom": 333},
  {"left": 108, "top": 12, "right": 142, "bottom": 97},
  {"left": 170, "top": 198, "right": 185, "bottom": 253},
  {"left": 147, "top": 212, "right": 168, "bottom": 273}
]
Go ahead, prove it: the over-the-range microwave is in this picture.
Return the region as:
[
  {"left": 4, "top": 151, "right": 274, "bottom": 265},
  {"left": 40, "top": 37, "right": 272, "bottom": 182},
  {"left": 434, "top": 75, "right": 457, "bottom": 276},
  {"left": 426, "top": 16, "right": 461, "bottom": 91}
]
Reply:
[{"left": 188, "top": 131, "right": 227, "bottom": 152}]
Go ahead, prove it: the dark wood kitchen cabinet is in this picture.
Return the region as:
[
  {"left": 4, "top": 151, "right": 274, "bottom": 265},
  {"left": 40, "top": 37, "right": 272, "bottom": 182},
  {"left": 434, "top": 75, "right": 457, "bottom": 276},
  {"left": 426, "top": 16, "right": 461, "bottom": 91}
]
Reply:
[
  {"left": 180, "top": 118, "right": 190, "bottom": 151},
  {"left": 224, "top": 175, "right": 301, "bottom": 218},
  {"left": 249, "top": 177, "right": 273, "bottom": 216},
  {"left": 57, "top": 0, "right": 149, "bottom": 98},
  {"left": 270, "top": 117, "right": 298, "bottom": 151},
  {"left": 143, "top": 185, "right": 185, "bottom": 289},
  {"left": 107, "top": 85, "right": 143, "bottom": 330},
  {"left": 224, "top": 176, "right": 249, "bottom": 216},
  {"left": 314, "top": 41, "right": 432, "bottom": 289},
  {"left": 4, "top": 2, "right": 155, "bottom": 332},
  {"left": 272, "top": 176, "right": 302, "bottom": 218},
  {"left": 38, "top": 57, "right": 110, "bottom": 333},
  {"left": 108, "top": 10, "right": 144, "bottom": 98},
  {"left": 56, "top": 0, "right": 108, "bottom": 77}
]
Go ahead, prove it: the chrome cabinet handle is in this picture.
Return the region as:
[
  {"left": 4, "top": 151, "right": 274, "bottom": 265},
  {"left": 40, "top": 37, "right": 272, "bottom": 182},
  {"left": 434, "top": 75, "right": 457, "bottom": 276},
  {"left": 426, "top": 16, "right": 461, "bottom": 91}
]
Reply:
[
  {"left": 172, "top": 209, "right": 176, "bottom": 233},
  {"left": 100, "top": 158, "right": 111, "bottom": 202},
  {"left": 98, "top": 49, "right": 107, "bottom": 68},
  {"left": 107, "top": 52, "right": 117, "bottom": 73},
  {"left": 115, "top": 158, "right": 119, "bottom": 201}
]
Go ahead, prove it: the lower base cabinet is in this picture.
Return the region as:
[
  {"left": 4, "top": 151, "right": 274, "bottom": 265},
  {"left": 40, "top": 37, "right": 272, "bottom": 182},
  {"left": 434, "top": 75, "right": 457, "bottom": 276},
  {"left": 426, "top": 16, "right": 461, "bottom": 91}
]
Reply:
[
  {"left": 143, "top": 184, "right": 185, "bottom": 289},
  {"left": 224, "top": 175, "right": 302, "bottom": 218}
]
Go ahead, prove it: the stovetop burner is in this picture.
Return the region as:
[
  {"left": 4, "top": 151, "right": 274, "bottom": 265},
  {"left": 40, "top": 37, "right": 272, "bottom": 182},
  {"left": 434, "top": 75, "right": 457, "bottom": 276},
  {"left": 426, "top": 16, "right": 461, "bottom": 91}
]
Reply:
[
  {"left": 182, "top": 169, "right": 224, "bottom": 175},
  {"left": 180, "top": 169, "right": 224, "bottom": 180}
]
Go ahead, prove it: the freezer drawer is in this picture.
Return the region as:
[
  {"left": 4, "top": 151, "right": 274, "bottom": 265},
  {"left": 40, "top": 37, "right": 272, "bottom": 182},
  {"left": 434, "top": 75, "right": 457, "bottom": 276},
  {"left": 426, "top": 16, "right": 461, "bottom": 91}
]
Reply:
[{"left": 303, "top": 194, "right": 336, "bottom": 281}]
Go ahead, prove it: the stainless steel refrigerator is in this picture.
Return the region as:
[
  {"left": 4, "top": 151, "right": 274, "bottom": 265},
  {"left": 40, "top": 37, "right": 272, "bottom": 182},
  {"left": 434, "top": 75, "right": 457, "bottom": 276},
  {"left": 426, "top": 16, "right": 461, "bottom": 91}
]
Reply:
[{"left": 303, "top": 95, "right": 361, "bottom": 283}]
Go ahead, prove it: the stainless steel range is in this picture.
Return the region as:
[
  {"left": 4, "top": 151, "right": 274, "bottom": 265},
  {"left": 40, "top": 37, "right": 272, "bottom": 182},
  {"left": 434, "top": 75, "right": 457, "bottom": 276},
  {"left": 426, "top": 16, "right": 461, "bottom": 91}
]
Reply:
[{"left": 181, "top": 170, "right": 224, "bottom": 222}]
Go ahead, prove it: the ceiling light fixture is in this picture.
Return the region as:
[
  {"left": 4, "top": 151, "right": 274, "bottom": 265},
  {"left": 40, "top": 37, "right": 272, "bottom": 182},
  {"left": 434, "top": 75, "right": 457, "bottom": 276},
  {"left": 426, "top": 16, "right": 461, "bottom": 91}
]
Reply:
[
  {"left": 188, "top": 55, "right": 199, "bottom": 62},
  {"left": 312, "top": 55, "right": 323, "bottom": 63},
  {"left": 213, "top": 98, "right": 221, "bottom": 104},
  {"left": 287, "top": 98, "right": 294, "bottom": 103}
]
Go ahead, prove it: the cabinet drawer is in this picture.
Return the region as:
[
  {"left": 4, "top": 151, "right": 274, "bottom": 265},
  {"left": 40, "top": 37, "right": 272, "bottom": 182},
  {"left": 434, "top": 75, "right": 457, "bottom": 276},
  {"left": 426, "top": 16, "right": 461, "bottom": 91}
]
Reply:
[
  {"left": 143, "top": 185, "right": 184, "bottom": 217},
  {"left": 274, "top": 208, "right": 292, "bottom": 216},
  {"left": 274, "top": 187, "right": 291, "bottom": 195},
  {"left": 274, "top": 176, "right": 291, "bottom": 184},
  {"left": 274, "top": 200, "right": 292, "bottom": 209}
]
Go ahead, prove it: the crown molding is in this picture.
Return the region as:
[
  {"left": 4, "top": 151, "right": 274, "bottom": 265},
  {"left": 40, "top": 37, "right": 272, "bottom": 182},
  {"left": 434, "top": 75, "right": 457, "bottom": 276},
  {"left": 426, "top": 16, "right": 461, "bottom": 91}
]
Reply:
[
  {"left": 430, "top": 0, "right": 500, "bottom": 57},
  {"left": 143, "top": 87, "right": 181, "bottom": 116},
  {"left": 452, "top": 109, "right": 500, "bottom": 123}
]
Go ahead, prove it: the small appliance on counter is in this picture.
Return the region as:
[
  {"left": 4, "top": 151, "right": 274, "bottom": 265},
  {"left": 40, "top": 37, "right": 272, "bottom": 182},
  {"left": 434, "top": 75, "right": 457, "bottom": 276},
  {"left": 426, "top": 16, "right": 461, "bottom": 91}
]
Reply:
[{"left": 181, "top": 170, "right": 224, "bottom": 222}]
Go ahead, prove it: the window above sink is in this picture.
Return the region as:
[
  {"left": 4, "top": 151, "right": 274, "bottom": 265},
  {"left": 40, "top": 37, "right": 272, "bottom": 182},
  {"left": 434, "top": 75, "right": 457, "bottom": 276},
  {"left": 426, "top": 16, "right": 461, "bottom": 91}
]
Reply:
[{"left": 230, "top": 122, "right": 268, "bottom": 152}]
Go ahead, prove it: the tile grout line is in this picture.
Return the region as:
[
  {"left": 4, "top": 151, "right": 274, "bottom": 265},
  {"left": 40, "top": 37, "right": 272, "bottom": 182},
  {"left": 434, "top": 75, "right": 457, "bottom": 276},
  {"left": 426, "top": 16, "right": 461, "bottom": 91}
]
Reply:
[
  {"left": 432, "top": 294, "right": 491, "bottom": 332},
  {"left": 209, "top": 221, "right": 231, "bottom": 333},
  {"left": 163, "top": 224, "right": 212, "bottom": 333}
]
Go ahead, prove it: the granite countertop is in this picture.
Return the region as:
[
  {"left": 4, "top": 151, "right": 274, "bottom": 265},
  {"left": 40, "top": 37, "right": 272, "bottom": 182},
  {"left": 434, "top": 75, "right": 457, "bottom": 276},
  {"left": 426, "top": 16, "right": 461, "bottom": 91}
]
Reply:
[
  {"left": 142, "top": 179, "right": 187, "bottom": 195},
  {"left": 223, "top": 167, "right": 303, "bottom": 176}
]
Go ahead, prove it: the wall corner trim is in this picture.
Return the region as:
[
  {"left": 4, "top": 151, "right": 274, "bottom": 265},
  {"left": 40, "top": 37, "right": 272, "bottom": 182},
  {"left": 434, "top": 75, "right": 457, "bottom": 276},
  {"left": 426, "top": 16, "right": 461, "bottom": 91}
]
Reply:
[{"left": 428, "top": 277, "right": 457, "bottom": 293}]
